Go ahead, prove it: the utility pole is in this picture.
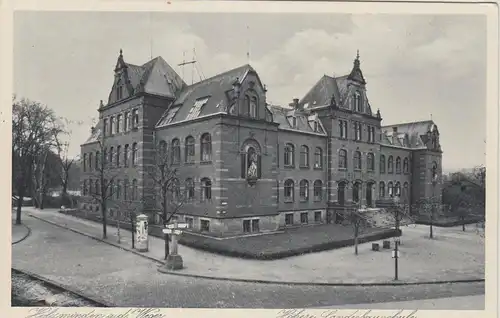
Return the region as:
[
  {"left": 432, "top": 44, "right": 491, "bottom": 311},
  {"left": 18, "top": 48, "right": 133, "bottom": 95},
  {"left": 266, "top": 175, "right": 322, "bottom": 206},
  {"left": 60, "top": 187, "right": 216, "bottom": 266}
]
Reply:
[{"left": 393, "top": 195, "right": 401, "bottom": 281}]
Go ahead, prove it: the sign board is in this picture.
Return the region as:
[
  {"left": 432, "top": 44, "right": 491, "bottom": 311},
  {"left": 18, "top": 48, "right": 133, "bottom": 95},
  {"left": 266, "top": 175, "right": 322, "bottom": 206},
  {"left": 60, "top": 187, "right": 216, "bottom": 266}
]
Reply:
[
  {"left": 392, "top": 251, "right": 400, "bottom": 258},
  {"left": 166, "top": 223, "right": 189, "bottom": 229},
  {"left": 163, "top": 228, "right": 184, "bottom": 235}
]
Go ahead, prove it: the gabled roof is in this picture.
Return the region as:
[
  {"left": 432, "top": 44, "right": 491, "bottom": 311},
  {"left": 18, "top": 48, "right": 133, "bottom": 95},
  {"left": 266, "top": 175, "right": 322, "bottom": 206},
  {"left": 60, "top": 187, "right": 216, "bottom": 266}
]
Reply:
[
  {"left": 156, "top": 64, "right": 254, "bottom": 127},
  {"left": 108, "top": 52, "right": 186, "bottom": 105}
]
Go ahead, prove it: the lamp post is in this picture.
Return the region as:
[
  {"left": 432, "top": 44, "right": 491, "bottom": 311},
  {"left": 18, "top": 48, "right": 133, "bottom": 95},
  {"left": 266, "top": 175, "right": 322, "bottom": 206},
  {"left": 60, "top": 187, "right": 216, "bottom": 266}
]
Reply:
[
  {"left": 430, "top": 170, "right": 438, "bottom": 239},
  {"left": 393, "top": 195, "right": 401, "bottom": 281}
]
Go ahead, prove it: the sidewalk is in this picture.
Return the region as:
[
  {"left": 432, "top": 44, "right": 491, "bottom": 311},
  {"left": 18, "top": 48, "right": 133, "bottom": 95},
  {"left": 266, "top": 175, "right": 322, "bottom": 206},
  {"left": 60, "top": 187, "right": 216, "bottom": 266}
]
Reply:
[{"left": 23, "top": 207, "right": 485, "bottom": 285}]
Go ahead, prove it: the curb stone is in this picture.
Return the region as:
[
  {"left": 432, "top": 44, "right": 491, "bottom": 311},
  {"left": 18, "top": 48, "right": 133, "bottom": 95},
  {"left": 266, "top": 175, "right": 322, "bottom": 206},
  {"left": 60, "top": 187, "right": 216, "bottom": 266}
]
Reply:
[
  {"left": 12, "top": 267, "right": 113, "bottom": 307},
  {"left": 12, "top": 223, "right": 32, "bottom": 245},
  {"left": 29, "top": 213, "right": 486, "bottom": 287}
]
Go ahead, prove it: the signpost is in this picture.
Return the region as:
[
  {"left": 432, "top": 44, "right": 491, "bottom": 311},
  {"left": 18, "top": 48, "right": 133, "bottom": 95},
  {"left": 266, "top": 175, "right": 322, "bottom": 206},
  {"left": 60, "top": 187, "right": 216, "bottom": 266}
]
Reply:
[{"left": 162, "top": 220, "right": 189, "bottom": 270}]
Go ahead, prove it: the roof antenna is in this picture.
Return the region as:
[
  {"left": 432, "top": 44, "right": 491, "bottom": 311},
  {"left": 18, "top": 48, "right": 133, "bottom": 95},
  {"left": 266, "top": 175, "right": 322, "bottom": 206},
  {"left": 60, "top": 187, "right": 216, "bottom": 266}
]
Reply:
[
  {"left": 178, "top": 49, "right": 196, "bottom": 84},
  {"left": 149, "top": 12, "right": 153, "bottom": 60},
  {"left": 246, "top": 25, "right": 251, "bottom": 64}
]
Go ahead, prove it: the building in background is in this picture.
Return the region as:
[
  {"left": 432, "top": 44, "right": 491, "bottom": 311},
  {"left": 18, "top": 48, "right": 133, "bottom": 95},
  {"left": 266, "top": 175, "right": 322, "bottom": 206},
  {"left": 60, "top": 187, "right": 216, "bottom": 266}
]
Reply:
[{"left": 80, "top": 50, "right": 443, "bottom": 236}]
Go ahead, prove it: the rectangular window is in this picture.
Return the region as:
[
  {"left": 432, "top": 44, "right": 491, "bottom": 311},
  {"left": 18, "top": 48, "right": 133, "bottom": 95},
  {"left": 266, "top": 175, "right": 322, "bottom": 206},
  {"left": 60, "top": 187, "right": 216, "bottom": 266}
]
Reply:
[
  {"left": 243, "top": 220, "right": 251, "bottom": 233},
  {"left": 251, "top": 219, "right": 260, "bottom": 232},
  {"left": 185, "top": 217, "right": 194, "bottom": 229},
  {"left": 200, "top": 219, "right": 210, "bottom": 232},
  {"left": 124, "top": 112, "right": 129, "bottom": 131},
  {"left": 314, "top": 211, "right": 322, "bottom": 222},
  {"left": 285, "top": 213, "right": 294, "bottom": 226},
  {"left": 300, "top": 212, "right": 309, "bottom": 224},
  {"left": 103, "top": 119, "right": 108, "bottom": 136},
  {"left": 354, "top": 122, "right": 362, "bottom": 141}
]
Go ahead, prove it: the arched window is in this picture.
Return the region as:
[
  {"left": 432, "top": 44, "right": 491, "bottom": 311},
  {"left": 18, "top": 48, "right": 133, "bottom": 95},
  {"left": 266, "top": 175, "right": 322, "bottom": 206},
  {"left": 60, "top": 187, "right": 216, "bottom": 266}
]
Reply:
[
  {"left": 109, "top": 116, "right": 114, "bottom": 135},
  {"left": 353, "top": 182, "right": 361, "bottom": 203},
  {"left": 132, "top": 143, "right": 138, "bottom": 166},
  {"left": 200, "top": 133, "right": 212, "bottom": 162},
  {"left": 403, "top": 182, "right": 409, "bottom": 202},
  {"left": 103, "top": 119, "right": 108, "bottom": 136},
  {"left": 200, "top": 178, "right": 211, "bottom": 201},
  {"left": 172, "top": 138, "right": 180, "bottom": 164},
  {"left": 396, "top": 157, "right": 402, "bottom": 174},
  {"left": 314, "top": 147, "right": 322, "bottom": 168},
  {"left": 313, "top": 180, "right": 322, "bottom": 201},
  {"left": 300, "top": 145, "right": 309, "bottom": 167},
  {"left": 388, "top": 181, "right": 394, "bottom": 197},
  {"left": 403, "top": 157, "right": 409, "bottom": 174},
  {"left": 103, "top": 148, "right": 108, "bottom": 166},
  {"left": 132, "top": 109, "right": 139, "bottom": 128},
  {"left": 395, "top": 182, "right": 401, "bottom": 197},
  {"left": 89, "top": 179, "right": 93, "bottom": 196},
  {"left": 284, "top": 179, "right": 294, "bottom": 201},
  {"left": 353, "top": 91, "right": 362, "bottom": 112},
  {"left": 116, "top": 146, "right": 121, "bottom": 167},
  {"left": 185, "top": 136, "right": 195, "bottom": 163},
  {"left": 124, "top": 144, "right": 129, "bottom": 167},
  {"left": 299, "top": 180, "right": 309, "bottom": 201},
  {"left": 339, "top": 149, "right": 347, "bottom": 168},
  {"left": 367, "top": 153, "right": 375, "bottom": 171},
  {"left": 241, "top": 145, "right": 261, "bottom": 180},
  {"left": 88, "top": 153, "right": 93, "bottom": 171},
  {"left": 244, "top": 95, "right": 250, "bottom": 116},
  {"left": 108, "top": 179, "right": 114, "bottom": 198},
  {"left": 116, "top": 114, "right": 121, "bottom": 133},
  {"left": 95, "top": 151, "right": 100, "bottom": 168},
  {"left": 380, "top": 155, "right": 386, "bottom": 173},
  {"left": 353, "top": 151, "right": 362, "bottom": 170},
  {"left": 388, "top": 156, "right": 394, "bottom": 173},
  {"left": 124, "top": 112, "right": 129, "bottom": 131},
  {"left": 284, "top": 143, "right": 295, "bottom": 166},
  {"left": 379, "top": 181, "right": 385, "bottom": 197},
  {"left": 158, "top": 140, "right": 167, "bottom": 160},
  {"left": 185, "top": 178, "right": 194, "bottom": 201},
  {"left": 83, "top": 154, "right": 87, "bottom": 172},
  {"left": 123, "top": 179, "right": 128, "bottom": 200},
  {"left": 132, "top": 179, "right": 138, "bottom": 200},
  {"left": 337, "top": 181, "right": 346, "bottom": 206},
  {"left": 249, "top": 96, "right": 258, "bottom": 118},
  {"left": 109, "top": 147, "right": 114, "bottom": 167},
  {"left": 82, "top": 180, "right": 87, "bottom": 196}
]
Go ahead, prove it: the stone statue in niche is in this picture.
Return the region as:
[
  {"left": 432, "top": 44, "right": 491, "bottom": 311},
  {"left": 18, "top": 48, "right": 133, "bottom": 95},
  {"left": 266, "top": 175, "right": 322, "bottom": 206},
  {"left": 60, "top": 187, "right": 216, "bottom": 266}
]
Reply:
[{"left": 247, "top": 148, "right": 258, "bottom": 180}]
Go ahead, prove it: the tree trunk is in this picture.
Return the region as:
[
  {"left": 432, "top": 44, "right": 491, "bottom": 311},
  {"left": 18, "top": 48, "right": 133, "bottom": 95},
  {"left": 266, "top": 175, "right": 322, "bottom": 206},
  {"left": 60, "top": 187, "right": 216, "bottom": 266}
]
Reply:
[
  {"left": 462, "top": 216, "right": 466, "bottom": 231},
  {"left": 131, "top": 215, "right": 135, "bottom": 249},
  {"left": 101, "top": 202, "right": 107, "bottom": 239},
  {"left": 430, "top": 224, "right": 433, "bottom": 239},
  {"left": 16, "top": 193, "right": 23, "bottom": 225},
  {"left": 117, "top": 217, "right": 121, "bottom": 244},
  {"left": 354, "top": 224, "right": 359, "bottom": 255}
]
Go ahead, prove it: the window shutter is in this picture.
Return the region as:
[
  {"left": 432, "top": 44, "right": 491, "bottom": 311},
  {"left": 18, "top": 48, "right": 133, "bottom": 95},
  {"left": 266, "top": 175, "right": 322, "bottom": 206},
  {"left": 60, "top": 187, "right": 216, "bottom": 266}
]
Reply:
[
  {"left": 257, "top": 154, "right": 262, "bottom": 178},
  {"left": 241, "top": 153, "right": 246, "bottom": 178}
]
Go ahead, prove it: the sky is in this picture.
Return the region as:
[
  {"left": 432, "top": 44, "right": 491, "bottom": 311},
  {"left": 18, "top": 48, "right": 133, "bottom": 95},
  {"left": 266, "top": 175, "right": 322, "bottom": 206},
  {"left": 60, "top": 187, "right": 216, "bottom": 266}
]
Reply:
[{"left": 13, "top": 11, "right": 486, "bottom": 171}]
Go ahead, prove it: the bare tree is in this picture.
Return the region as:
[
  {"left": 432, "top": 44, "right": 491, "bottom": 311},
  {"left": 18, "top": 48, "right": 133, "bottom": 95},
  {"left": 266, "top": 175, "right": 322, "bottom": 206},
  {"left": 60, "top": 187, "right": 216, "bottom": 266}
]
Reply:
[
  {"left": 12, "top": 97, "right": 63, "bottom": 224},
  {"left": 111, "top": 196, "right": 143, "bottom": 248},
  {"left": 349, "top": 209, "right": 368, "bottom": 255},
  {"left": 54, "top": 138, "right": 78, "bottom": 205},
  {"left": 146, "top": 140, "right": 186, "bottom": 259},
  {"left": 88, "top": 128, "right": 119, "bottom": 239}
]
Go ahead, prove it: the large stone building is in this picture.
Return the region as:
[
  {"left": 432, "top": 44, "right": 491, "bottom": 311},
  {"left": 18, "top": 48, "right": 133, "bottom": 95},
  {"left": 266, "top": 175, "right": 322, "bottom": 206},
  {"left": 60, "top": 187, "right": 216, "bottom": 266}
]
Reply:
[{"left": 80, "top": 50, "right": 443, "bottom": 236}]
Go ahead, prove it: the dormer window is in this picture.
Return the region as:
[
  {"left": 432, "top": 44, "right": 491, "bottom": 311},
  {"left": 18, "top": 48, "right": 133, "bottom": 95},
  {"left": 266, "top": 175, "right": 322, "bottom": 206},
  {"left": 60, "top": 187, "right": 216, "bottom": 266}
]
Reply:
[
  {"left": 249, "top": 96, "right": 258, "bottom": 118},
  {"left": 313, "top": 121, "right": 319, "bottom": 132},
  {"left": 186, "top": 97, "right": 209, "bottom": 120},
  {"left": 290, "top": 117, "right": 297, "bottom": 128}
]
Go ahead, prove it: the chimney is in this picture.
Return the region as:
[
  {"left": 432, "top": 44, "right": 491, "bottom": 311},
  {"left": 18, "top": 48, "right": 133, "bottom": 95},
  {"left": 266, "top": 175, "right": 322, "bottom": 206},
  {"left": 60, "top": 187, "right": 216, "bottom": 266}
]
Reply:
[
  {"left": 392, "top": 127, "right": 397, "bottom": 144},
  {"left": 293, "top": 98, "right": 299, "bottom": 109},
  {"left": 91, "top": 126, "right": 95, "bottom": 134}
]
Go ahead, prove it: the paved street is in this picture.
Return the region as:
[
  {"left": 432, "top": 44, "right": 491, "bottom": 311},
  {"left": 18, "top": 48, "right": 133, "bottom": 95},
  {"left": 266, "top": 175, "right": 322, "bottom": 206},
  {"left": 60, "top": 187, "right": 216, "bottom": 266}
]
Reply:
[
  {"left": 12, "top": 212, "right": 485, "bottom": 308},
  {"left": 24, "top": 207, "right": 485, "bottom": 284}
]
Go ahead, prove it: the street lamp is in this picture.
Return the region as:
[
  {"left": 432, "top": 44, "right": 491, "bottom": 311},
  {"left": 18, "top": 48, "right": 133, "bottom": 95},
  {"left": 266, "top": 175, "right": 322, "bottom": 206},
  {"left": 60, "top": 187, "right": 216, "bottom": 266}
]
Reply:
[
  {"left": 393, "top": 195, "right": 401, "bottom": 281},
  {"left": 430, "top": 168, "right": 438, "bottom": 239}
]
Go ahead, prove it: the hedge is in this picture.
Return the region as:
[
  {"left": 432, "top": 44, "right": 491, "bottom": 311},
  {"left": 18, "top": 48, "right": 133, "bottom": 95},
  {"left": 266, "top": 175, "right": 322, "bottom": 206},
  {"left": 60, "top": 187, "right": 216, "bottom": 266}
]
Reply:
[{"left": 59, "top": 209, "right": 401, "bottom": 260}]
